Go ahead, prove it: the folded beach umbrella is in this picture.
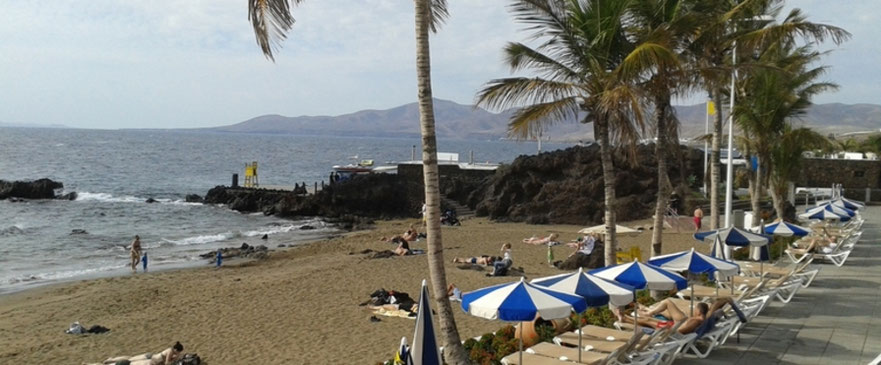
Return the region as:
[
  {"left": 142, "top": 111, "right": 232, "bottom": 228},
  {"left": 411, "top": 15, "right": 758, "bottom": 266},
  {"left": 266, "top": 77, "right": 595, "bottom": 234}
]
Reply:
[
  {"left": 395, "top": 337, "right": 412, "bottom": 365},
  {"left": 461, "top": 277, "right": 587, "bottom": 365},
  {"left": 531, "top": 268, "right": 634, "bottom": 362},
  {"left": 694, "top": 226, "right": 771, "bottom": 247},
  {"left": 709, "top": 236, "right": 727, "bottom": 260},
  {"left": 589, "top": 261, "right": 688, "bottom": 291},
  {"left": 648, "top": 248, "right": 740, "bottom": 314},
  {"left": 762, "top": 221, "right": 812, "bottom": 237},
  {"left": 411, "top": 280, "right": 441, "bottom": 365},
  {"left": 578, "top": 224, "right": 641, "bottom": 237}
]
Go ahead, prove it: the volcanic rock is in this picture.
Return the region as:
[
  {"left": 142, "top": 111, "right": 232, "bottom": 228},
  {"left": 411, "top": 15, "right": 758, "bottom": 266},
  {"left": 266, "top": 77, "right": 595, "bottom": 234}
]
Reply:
[
  {"left": 145, "top": 198, "right": 158, "bottom": 203},
  {"left": 451, "top": 144, "right": 704, "bottom": 225},
  {"left": 0, "top": 179, "right": 64, "bottom": 200},
  {"left": 185, "top": 194, "right": 203, "bottom": 203}
]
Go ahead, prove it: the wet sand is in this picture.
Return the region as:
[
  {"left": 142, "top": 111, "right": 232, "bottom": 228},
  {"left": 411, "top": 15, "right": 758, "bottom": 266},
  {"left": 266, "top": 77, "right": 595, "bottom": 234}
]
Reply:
[{"left": 0, "top": 217, "right": 706, "bottom": 364}]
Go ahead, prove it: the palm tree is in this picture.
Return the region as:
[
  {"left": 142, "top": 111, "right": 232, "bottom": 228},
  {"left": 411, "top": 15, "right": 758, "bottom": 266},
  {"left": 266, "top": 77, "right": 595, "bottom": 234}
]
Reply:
[
  {"left": 733, "top": 5, "right": 849, "bottom": 224},
  {"left": 836, "top": 138, "right": 859, "bottom": 152},
  {"left": 770, "top": 125, "right": 830, "bottom": 219},
  {"left": 246, "top": 1, "right": 469, "bottom": 362},
  {"left": 476, "top": 0, "right": 662, "bottom": 267},
  {"left": 688, "top": 0, "right": 849, "bottom": 228},
  {"left": 626, "top": 0, "right": 698, "bottom": 256}
]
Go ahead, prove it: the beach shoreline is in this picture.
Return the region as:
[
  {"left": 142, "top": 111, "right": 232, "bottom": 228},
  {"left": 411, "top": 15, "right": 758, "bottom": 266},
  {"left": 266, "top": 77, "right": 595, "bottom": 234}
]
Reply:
[{"left": 0, "top": 217, "right": 706, "bottom": 364}]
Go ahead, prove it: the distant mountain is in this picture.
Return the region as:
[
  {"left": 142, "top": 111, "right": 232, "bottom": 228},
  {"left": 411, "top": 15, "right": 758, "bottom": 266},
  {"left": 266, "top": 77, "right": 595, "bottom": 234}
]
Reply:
[
  {"left": 209, "top": 99, "right": 881, "bottom": 141},
  {"left": 0, "top": 121, "right": 68, "bottom": 129}
]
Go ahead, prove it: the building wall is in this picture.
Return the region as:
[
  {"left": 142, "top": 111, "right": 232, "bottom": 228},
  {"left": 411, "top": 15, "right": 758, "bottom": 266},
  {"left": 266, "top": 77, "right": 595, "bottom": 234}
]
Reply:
[
  {"left": 797, "top": 158, "right": 881, "bottom": 189},
  {"left": 397, "top": 164, "right": 495, "bottom": 188}
]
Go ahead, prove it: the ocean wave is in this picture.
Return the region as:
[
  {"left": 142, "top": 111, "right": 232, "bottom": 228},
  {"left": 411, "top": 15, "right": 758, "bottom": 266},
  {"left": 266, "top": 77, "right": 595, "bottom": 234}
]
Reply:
[
  {"left": 76, "top": 192, "right": 146, "bottom": 203},
  {"left": 74, "top": 192, "right": 202, "bottom": 206},
  {"left": 161, "top": 232, "right": 236, "bottom": 246},
  {"left": 4, "top": 263, "right": 128, "bottom": 285},
  {"left": 0, "top": 224, "right": 26, "bottom": 236}
]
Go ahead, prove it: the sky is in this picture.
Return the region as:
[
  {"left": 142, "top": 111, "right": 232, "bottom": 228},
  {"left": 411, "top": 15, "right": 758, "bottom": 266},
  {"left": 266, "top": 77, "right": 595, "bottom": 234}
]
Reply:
[{"left": 0, "top": 0, "right": 877, "bottom": 129}]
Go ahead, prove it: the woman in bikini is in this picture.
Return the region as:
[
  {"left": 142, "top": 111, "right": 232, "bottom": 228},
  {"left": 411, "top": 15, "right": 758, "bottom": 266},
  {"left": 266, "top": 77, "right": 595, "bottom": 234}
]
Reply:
[
  {"left": 102, "top": 341, "right": 183, "bottom": 365},
  {"left": 522, "top": 233, "right": 559, "bottom": 245},
  {"left": 129, "top": 235, "right": 142, "bottom": 273},
  {"left": 451, "top": 255, "right": 498, "bottom": 265}
]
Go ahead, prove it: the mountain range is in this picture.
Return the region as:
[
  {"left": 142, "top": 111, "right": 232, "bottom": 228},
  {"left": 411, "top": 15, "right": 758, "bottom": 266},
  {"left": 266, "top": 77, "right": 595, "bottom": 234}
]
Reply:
[{"left": 208, "top": 99, "right": 881, "bottom": 141}]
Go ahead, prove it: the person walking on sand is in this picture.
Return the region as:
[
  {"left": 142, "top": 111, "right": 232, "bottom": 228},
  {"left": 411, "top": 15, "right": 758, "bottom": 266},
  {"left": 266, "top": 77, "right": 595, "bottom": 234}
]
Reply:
[
  {"left": 129, "top": 235, "right": 142, "bottom": 273},
  {"left": 693, "top": 206, "right": 704, "bottom": 232}
]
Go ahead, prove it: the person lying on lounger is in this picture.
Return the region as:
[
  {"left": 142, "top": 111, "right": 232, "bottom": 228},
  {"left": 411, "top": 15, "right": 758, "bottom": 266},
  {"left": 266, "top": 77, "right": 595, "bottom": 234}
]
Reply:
[
  {"left": 522, "top": 233, "right": 559, "bottom": 245},
  {"left": 616, "top": 297, "right": 737, "bottom": 335},
  {"left": 790, "top": 234, "right": 838, "bottom": 254},
  {"left": 451, "top": 255, "right": 499, "bottom": 265}
]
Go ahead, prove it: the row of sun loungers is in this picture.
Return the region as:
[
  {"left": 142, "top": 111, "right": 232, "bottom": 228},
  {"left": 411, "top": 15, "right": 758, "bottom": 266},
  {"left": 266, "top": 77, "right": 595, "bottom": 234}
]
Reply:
[{"left": 498, "top": 213, "right": 865, "bottom": 364}]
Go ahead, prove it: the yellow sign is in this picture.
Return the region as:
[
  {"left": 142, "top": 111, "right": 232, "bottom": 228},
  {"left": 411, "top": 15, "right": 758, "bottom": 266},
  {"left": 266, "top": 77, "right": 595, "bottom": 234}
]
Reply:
[{"left": 707, "top": 101, "right": 716, "bottom": 115}]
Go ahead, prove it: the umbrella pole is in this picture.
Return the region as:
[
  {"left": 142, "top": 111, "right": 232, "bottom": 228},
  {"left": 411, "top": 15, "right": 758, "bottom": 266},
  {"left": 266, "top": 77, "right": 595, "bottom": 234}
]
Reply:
[
  {"left": 634, "top": 299, "right": 639, "bottom": 334},
  {"left": 578, "top": 312, "right": 583, "bottom": 363},
  {"left": 519, "top": 322, "right": 523, "bottom": 365}
]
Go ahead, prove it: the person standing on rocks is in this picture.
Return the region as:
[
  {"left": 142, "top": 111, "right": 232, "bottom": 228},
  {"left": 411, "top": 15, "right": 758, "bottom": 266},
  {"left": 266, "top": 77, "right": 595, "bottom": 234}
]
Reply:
[{"left": 129, "top": 235, "right": 142, "bottom": 273}]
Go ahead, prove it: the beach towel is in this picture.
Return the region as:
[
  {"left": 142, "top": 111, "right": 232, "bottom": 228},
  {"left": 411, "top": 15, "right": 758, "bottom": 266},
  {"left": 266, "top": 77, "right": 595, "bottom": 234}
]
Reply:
[{"left": 373, "top": 308, "right": 417, "bottom": 319}]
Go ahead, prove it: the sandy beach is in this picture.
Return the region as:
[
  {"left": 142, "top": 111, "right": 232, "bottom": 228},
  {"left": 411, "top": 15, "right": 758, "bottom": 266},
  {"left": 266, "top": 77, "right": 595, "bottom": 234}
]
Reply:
[{"left": 0, "top": 217, "right": 707, "bottom": 364}]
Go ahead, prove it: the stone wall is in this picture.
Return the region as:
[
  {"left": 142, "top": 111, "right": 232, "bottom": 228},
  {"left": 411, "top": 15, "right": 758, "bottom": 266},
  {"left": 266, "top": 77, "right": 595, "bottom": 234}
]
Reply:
[
  {"left": 397, "top": 163, "right": 496, "bottom": 191},
  {"left": 797, "top": 158, "right": 881, "bottom": 189}
]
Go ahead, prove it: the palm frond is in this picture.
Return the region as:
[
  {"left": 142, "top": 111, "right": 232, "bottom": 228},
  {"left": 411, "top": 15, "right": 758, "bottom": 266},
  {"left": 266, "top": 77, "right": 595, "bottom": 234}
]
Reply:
[
  {"left": 248, "top": 0, "right": 301, "bottom": 61},
  {"left": 507, "top": 98, "right": 581, "bottom": 140},
  {"left": 428, "top": 0, "right": 450, "bottom": 33},
  {"left": 475, "top": 77, "right": 581, "bottom": 113}
]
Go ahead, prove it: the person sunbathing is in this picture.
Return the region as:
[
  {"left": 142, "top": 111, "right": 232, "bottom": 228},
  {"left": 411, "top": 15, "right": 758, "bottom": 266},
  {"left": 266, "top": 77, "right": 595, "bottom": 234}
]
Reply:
[
  {"left": 102, "top": 342, "right": 183, "bottom": 365},
  {"left": 447, "top": 283, "right": 463, "bottom": 301},
  {"left": 393, "top": 238, "right": 411, "bottom": 256},
  {"left": 401, "top": 224, "right": 420, "bottom": 242},
  {"left": 617, "top": 297, "right": 736, "bottom": 335},
  {"left": 567, "top": 234, "right": 596, "bottom": 258},
  {"left": 522, "top": 233, "right": 559, "bottom": 245},
  {"left": 488, "top": 243, "right": 513, "bottom": 276},
  {"left": 451, "top": 255, "right": 498, "bottom": 265},
  {"left": 790, "top": 235, "right": 838, "bottom": 254}
]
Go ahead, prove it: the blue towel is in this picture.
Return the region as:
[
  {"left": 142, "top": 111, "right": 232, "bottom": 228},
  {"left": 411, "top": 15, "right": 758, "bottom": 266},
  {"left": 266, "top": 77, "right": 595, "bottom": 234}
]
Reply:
[{"left": 695, "top": 311, "right": 722, "bottom": 337}]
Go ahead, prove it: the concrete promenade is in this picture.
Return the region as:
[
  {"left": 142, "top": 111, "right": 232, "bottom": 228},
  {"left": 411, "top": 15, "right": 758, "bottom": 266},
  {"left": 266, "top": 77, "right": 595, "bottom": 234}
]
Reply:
[{"left": 679, "top": 206, "right": 881, "bottom": 364}]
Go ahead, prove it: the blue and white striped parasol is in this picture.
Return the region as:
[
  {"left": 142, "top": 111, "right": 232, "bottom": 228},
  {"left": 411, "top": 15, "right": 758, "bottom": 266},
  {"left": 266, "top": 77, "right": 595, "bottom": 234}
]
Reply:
[
  {"left": 461, "top": 278, "right": 587, "bottom": 364},
  {"left": 530, "top": 268, "right": 634, "bottom": 362},
  {"left": 589, "top": 261, "right": 687, "bottom": 291},
  {"left": 531, "top": 267, "right": 635, "bottom": 307},
  {"left": 648, "top": 248, "right": 740, "bottom": 314},
  {"left": 694, "top": 226, "right": 771, "bottom": 247},
  {"left": 818, "top": 197, "right": 864, "bottom": 210},
  {"left": 648, "top": 248, "right": 740, "bottom": 278},
  {"left": 807, "top": 203, "right": 856, "bottom": 217},
  {"left": 800, "top": 205, "right": 851, "bottom": 222},
  {"left": 761, "top": 221, "right": 812, "bottom": 237}
]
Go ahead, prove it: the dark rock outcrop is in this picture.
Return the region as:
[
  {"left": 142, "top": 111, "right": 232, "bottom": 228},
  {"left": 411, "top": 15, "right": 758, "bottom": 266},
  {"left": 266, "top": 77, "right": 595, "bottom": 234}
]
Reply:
[
  {"left": 145, "top": 198, "right": 158, "bottom": 203},
  {"left": 185, "top": 194, "right": 203, "bottom": 203},
  {"left": 200, "top": 243, "right": 269, "bottom": 262},
  {"left": 451, "top": 144, "right": 704, "bottom": 225},
  {"left": 203, "top": 174, "right": 423, "bottom": 222},
  {"left": 0, "top": 179, "right": 64, "bottom": 200}
]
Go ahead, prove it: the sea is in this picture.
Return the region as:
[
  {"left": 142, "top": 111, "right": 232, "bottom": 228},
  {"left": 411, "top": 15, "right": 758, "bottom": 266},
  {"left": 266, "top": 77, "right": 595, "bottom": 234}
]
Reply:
[{"left": 0, "top": 127, "right": 571, "bottom": 294}]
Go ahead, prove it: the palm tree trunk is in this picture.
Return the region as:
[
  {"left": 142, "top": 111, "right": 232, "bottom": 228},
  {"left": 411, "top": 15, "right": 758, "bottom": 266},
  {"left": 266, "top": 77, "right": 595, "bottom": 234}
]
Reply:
[
  {"left": 595, "top": 117, "right": 618, "bottom": 267},
  {"left": 651, "top": 100, "right": 669, "bottom": 257},
  {"left": 710, "top": 90, "right": 723, "bottom": 229},
  {"left": 750, "top": 159, "right": 762, "bottom": 227},
  {"left": 413, "top": 1, "right": 468, "bottom": 363},
  {"left": 747, "top": 158, "right": 760, "bottom": 227}
]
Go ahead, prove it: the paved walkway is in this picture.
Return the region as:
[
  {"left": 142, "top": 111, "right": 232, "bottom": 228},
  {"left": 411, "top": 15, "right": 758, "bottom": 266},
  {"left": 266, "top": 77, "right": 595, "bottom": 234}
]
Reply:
[{"left": 679, "top": 206, "right": 881, "bottom": 365}]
